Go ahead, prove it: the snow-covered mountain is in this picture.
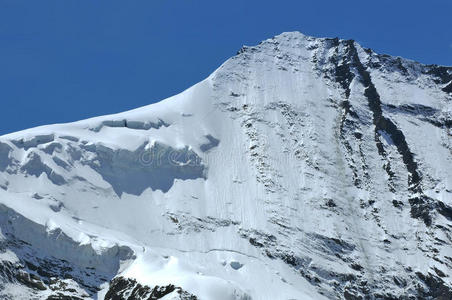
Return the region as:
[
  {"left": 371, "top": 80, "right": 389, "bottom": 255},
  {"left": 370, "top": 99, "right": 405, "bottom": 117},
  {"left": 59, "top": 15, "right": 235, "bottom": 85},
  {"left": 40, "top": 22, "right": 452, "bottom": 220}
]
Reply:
[{"left": 0, "top": 31, "right": 451, "bottom": 300}]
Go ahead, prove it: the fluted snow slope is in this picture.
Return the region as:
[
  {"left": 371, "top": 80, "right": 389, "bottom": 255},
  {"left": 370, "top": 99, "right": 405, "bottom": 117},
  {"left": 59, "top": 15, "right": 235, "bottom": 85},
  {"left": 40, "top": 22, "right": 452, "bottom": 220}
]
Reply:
[{"left": 0, "top": 32, "right": 451, "bottom": 300}]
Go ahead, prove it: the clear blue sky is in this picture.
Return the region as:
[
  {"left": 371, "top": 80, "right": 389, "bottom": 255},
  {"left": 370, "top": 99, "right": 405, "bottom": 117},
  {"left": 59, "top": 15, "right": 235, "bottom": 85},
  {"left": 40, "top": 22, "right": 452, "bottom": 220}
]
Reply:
[{"left": 1, "top": 0, "right": 451, "bottom": 135}]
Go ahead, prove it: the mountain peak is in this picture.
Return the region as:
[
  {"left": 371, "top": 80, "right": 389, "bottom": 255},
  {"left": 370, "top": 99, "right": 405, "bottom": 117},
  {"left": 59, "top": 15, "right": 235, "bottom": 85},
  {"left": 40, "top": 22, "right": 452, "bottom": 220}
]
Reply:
[{"left": 0, "top": 31, "right": 451, "bottom": 299}]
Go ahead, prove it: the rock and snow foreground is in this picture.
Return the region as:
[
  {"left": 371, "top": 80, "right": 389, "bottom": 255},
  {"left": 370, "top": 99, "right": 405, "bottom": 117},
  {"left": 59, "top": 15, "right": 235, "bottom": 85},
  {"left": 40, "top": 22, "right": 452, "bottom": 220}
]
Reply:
[{"left": 0, "top": 31, "right": 451, "bottom": 300}]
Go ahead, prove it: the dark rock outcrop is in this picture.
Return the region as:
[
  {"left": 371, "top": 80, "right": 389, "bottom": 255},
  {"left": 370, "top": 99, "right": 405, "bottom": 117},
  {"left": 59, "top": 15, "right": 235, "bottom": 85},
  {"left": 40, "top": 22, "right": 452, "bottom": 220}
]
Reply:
[{"left": 104, "top": 277, "right": 197, "bottom": 300}]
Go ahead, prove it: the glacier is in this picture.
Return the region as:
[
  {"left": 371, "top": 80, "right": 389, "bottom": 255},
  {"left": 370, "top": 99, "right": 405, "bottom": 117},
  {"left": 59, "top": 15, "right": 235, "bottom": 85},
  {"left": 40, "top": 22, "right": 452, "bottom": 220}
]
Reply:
[{"left": 0, "top": 31, "right": 451, "bottom": 299}]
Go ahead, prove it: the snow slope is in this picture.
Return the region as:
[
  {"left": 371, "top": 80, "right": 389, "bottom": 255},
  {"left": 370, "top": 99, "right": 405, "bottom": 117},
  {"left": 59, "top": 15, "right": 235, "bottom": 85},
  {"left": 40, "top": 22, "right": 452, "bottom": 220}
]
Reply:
[{"left": 0, "top": 32, "right": 451, "bottom": 299}]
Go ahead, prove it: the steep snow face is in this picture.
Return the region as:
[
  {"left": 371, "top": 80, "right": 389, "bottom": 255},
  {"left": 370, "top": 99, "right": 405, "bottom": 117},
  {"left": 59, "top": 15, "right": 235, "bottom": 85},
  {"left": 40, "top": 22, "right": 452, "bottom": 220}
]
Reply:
[{"left": 0, "top": 32, "right": 451, "bottom": 299}]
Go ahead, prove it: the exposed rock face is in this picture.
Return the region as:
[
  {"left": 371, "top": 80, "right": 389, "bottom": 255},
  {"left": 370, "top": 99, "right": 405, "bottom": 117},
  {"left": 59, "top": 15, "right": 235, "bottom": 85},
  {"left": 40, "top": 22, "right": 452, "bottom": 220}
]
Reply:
[
  {"left": 104, "top": 277, "right": 197, "bottom": 300},
  {"left": 0, "top": 32, "right": 451, "bottom": 299}
]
